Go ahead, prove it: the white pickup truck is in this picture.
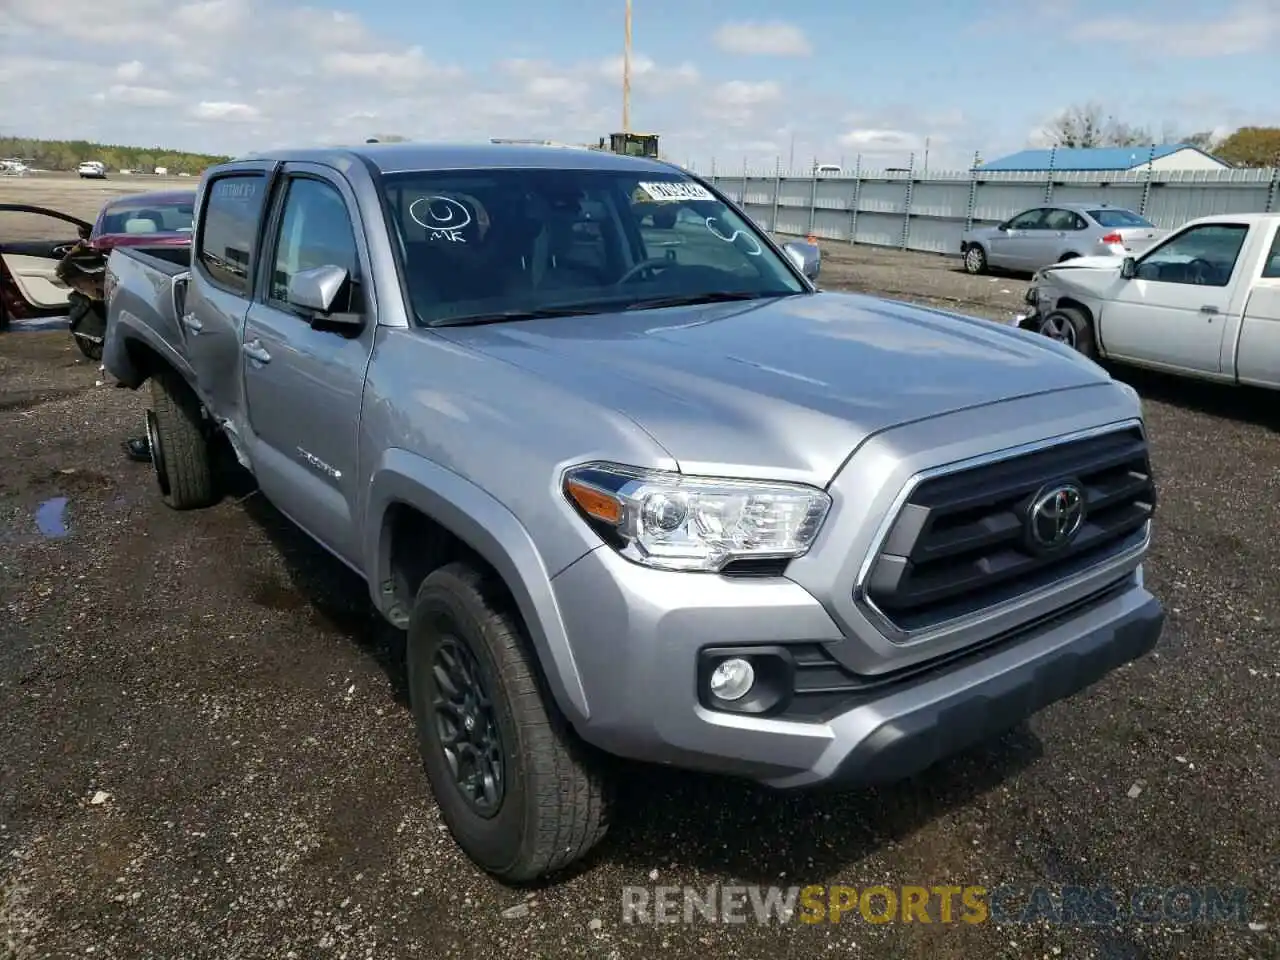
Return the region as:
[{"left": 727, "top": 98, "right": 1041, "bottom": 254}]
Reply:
[{"left": 1021, "top": 213, "right": 1280, "bottom": 388}]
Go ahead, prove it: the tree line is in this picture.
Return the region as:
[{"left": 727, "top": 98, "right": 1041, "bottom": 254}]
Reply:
[
  {"left": 1044, "top": 104, "right": 1280, "bottom": 167},
  {"left": 0, "top": 137, "right": 231, "bottom": 175}
]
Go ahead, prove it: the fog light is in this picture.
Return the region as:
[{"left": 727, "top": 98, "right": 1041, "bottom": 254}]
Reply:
[{"left": 709, "top": 657, "right": 755, "bottom": 701}]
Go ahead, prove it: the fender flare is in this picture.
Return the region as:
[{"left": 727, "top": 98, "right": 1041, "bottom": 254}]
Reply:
[
  {"left": 365, "top": 448, "right": 590, "bottom": 723},
  {"left": 105, "top": 313, "right": 199, "bottom": 391}
]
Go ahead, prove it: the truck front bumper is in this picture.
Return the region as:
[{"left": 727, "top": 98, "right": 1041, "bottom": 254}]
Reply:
[{"left": 551, "top": 546, "right": 1163, "bottom": 789}]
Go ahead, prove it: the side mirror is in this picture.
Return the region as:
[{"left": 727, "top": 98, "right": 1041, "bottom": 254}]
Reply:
[
  {"left": 1120, "top": 257, "right": 1137, "bottom": 280},
  {"left": 287, "top": 264, "right": 361, "bottom": 325},
  {"left": 783, "top": 240, "right": 821, "bottom": 280},
  {"left": 996, "top": 223, "right": 1009, "bottom": 232}
]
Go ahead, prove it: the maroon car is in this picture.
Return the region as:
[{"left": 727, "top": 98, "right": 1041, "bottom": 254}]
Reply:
[{"left": 0, "top": 189, "right": 195, "bottom": 356}]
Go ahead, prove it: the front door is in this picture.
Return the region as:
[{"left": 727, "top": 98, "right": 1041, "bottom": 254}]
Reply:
[
  {"left": 988, "top": 208, "right": 1048, "bottom": 271},
  {"left": 240, "top": 166, "right": 376, "bottom": 565},
  {"left": 0, "top": 204, "right": 91, "bottom": 325},
  {"left": 1098, "top": 222, "right": 1251, "bottom": 375}
]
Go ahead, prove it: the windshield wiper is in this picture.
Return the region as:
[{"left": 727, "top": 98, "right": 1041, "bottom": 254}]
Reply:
[
  {"left": 428, "top": 304, "right": 616, "bottom": 328},
  {"left": 622, "top": 291, "right": 790, "bottom": 311}
]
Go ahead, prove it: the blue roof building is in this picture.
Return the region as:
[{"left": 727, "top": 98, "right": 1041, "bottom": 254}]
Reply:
[{"left": 977, "top": 144, "right": 1229, "bottom": 173}]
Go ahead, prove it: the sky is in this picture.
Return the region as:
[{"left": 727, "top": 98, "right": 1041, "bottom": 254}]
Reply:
[{"left": 1, "top": 0, "right": 1276, "bottom": 173}]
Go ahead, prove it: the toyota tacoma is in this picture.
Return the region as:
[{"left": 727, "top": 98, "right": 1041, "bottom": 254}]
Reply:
[{"left": 102, "top": 143, "right": 1163, "bottom": 882}]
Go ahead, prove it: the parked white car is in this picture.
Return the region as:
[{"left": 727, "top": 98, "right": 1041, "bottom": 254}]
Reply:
[
  {"left": 0, "top": 158, "right": 30, "bottom": 176},
  {"left": 77, "top": 160, "right": 107, "bottom": 179},
  {"left": 1021, "top": 213, "right": 1280, "bottom": 388}
]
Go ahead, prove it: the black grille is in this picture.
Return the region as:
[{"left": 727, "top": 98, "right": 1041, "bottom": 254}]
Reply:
[{"left": 860, "top": 427, "right": 1155, "bottom": 633}]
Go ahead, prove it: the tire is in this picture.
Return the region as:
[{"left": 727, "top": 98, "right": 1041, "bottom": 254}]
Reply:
[
  {"left": 963, "top": 244, "right": 988, "bottom": 275},
  {"left": 407, "top": 562, "right": 612, "bottom": 883},
  {"left": 147, "top": 368, "right": 217, "bottom": 509},
  {"left": 1037, "top": 306, "right": 1097, "bottom": 359}
]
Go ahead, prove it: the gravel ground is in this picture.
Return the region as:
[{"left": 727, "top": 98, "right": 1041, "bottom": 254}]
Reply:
[{"left": 2, "top": 183, "right": 1278, "bottom": 960}]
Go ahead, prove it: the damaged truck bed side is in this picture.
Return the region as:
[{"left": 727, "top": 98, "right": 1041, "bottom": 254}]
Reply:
[{"left": 103, "top": 144, "right": 1164, "bottom": 883}]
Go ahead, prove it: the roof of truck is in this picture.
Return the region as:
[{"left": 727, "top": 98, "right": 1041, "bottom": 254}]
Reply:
[{"left": 232, "top": 141, "right": 680, "bottom": 175}]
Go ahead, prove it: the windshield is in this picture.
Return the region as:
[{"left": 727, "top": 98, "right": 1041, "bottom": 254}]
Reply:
[
  {"left": 1089, "top": 208, "right": 1153, "bottom": 228},
  {"left": 380, "top": 168, "right": 806, "bottom": 325}
]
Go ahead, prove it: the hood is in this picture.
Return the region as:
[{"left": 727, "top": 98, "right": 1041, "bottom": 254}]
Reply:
[
  {"left": 1040, "top": 255, "right": 1123, "bottom": 274},
  {"left": 435, "top": 291, "right": 1112, "bottom": 484},
  {"left": 1036, "top": 257, "right": 1128, "bottom": 301}
]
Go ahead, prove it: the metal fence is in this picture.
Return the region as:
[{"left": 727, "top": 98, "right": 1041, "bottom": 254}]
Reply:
[{"left": 694, "top": 156, "right": 1280, "bottom": 255}]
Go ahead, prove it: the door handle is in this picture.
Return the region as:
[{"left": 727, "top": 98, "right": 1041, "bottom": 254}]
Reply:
[
  {"left": 1199, "top": 305, "right": 1219, "bottom": 315},
  {"left": 242, "top": 340, "right": 271, "bottom": 364},
  {"left": 180, "top": 313, "right": 203, "bottom": 334}
]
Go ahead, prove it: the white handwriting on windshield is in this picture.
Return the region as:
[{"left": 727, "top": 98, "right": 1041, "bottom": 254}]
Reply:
[
  {"left": 410, "top": 196, "right": 471, "bottom": 243},
  {"left": 705, "top": 217, "right": 762, "bottom": 256}
]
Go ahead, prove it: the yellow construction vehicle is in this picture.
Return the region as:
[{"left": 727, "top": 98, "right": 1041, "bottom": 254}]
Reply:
[{"left": 597, "top": 132, "right": 660, "bottom": 159}]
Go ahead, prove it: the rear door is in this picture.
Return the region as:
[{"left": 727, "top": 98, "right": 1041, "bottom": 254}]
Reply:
[
  {"left": 239, "top": 163, "right": 376, "bottom": 564},
  {"left": 184, "top": 161, "right": 276, "bottom": 462},
  {"left": 0, "top": 204, "right": 91, "bottom": 323},
  {"left": 1037, "top": 208, "right": 1086, "bottom": 266}
]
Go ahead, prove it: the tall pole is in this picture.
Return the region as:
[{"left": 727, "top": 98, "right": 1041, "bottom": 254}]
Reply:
[{"left": 622, "top": 0, "right": 632, "bottom": 133}]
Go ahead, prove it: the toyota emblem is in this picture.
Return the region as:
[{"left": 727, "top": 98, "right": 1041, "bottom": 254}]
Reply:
[{"left": 1028, "top": 482, "right": 1085, "bottom": 550}]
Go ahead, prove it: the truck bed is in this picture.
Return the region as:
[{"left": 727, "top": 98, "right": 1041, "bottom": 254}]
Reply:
[
  {"left": 114, "top": 245, "right": 191, "bottom": 275},
  {"left": 103, "top": 245, "right": 195, "bottom": 389}
]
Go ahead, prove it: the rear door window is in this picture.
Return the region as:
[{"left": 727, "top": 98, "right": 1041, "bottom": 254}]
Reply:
[
  {"left": 197, "top": 174, "right": 268, "bottom": 295},
  {"left": 1263, "top": 227, "right": 1280, "bottom": 279}
]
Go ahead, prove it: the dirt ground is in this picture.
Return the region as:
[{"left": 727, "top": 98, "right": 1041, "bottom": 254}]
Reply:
[{"left": 1, "top": 177, "right": 1277, "bottom": 960}]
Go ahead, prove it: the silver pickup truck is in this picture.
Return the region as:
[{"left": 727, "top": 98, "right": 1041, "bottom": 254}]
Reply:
[{"left": 103, "top": 143, "right": 1163, "bottom": 883}]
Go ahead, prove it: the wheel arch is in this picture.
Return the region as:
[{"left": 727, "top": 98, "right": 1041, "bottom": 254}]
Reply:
[{"left": 365, "top": 449, "right": 591, "bottom": 725}]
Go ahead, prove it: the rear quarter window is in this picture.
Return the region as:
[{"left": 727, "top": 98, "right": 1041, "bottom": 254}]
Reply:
[
  {"left": 1263, "top": 227, "right": 1280, "bottom": 279},
  {"left": 197, "top": 174, "right": 268, "bottom": 294}
]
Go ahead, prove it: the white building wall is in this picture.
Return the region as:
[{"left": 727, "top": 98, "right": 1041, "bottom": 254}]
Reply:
[{"left": 1144, "top": 148, "right": 1230, "bottom": 172}]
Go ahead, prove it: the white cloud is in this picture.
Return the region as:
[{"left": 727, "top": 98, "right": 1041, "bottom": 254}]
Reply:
[
  {"left": 95, "top": 84, "right": 179, "bottom": 108},
  {"left": 191, "top": 101, "right": 261, "bottom": 123},
  {"left": 115, "top": 60, "right": 146, "bottom": 81},
  {"left": 713, "top": 21, "right": 811, "bottom": 56},
  {"left": 1, "top": 0, "right": 970, "bottom": 170},
  {"left": 1066, "top": 2, "right": 1279, "bottom": 56},
  {"left": 706, "top": 81, "right": 783, "bottom": 128},
  {"left": 839, "top": 129, "right": 929, "bottom": 153},
  {"left": 320, "top": 48, "right": 461, "bottom": 88},
  {"left": 975, "top": 0, "right": 1277, "bottom": 56}
]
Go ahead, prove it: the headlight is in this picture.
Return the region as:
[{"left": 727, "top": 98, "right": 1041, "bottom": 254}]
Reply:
[{"left": 562, "top": 462, "right": 831, "bottom": 572}]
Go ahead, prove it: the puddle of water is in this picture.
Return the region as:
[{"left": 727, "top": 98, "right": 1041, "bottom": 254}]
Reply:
[
  {"left": 34, "top": 497, "right": 70, "bottom": 538},
  {"left": 8, "top": 316, "right": 70, "bottom": 332}
]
